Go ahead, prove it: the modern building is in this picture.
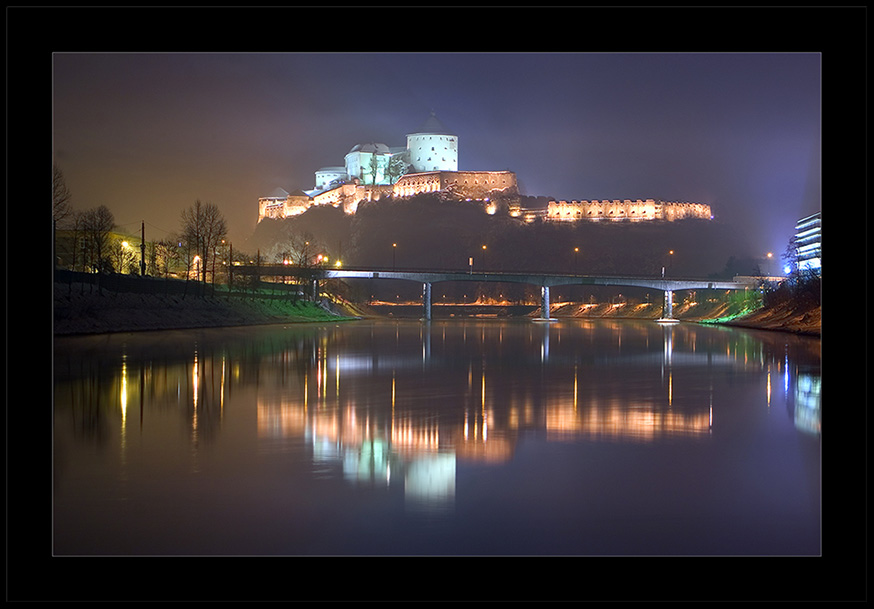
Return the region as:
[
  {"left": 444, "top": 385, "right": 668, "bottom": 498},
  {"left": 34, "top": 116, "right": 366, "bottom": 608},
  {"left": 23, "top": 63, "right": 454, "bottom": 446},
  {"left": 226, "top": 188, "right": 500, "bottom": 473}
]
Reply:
[{"left": 794, "top": 211, "right": 821, "bottom": 273}]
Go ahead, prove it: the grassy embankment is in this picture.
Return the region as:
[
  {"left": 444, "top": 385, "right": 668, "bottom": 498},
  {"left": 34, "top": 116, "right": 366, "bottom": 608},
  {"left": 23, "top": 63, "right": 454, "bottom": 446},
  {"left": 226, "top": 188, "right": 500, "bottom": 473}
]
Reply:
[{"left": 53, "top": 280, "right": 361, "bottom": 336}]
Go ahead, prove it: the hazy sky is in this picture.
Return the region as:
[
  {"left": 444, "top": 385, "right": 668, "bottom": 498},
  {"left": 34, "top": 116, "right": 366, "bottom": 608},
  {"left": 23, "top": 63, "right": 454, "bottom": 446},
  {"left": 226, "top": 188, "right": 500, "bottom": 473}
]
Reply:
[{"left": 45, "top": 12, "right": 833, "bottom": 258}]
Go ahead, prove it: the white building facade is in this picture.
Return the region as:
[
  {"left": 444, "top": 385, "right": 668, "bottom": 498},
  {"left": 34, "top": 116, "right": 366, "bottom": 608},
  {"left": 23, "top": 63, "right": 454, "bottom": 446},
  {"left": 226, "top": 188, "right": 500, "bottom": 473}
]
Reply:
[
  {"left": 794, "top": 211, "right": 821, "bottom": 273},
  {"left": 406, "top": 112, "right": 458, "bottom": 173}
]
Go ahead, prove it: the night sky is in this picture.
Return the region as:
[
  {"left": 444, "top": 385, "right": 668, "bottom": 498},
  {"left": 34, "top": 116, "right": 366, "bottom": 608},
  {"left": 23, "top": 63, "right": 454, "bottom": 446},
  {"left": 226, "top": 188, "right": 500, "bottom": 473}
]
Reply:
[{"left": 19, "top": 8, "right": 863, "bottom": 263}]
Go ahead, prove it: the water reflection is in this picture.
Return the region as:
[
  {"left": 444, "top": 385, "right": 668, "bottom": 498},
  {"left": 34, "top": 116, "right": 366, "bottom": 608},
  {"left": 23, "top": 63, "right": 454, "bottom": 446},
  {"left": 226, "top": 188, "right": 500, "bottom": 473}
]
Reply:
[{"left": 53, "top": 320, "right": 821, "bottom": 554}]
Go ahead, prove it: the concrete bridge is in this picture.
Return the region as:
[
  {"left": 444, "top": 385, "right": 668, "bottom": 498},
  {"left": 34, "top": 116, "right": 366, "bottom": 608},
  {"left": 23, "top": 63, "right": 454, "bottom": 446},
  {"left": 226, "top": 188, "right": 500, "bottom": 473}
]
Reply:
[{"left": 236, "top": 264, "right": 759, "bottom": 322}]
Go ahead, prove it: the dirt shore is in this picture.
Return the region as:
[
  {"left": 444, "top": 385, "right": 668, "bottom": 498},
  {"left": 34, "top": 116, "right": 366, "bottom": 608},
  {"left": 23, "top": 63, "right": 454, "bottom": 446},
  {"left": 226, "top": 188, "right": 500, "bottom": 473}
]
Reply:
[{"left": 718, "top": 302, "right": 821, "bottom": 336}]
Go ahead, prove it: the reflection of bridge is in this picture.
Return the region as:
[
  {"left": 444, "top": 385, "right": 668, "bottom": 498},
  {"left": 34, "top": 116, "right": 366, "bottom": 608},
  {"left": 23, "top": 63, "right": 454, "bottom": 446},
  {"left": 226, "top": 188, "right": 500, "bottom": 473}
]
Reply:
[{"left": 235, "top": 265, "right": 758, "bottom": 322}]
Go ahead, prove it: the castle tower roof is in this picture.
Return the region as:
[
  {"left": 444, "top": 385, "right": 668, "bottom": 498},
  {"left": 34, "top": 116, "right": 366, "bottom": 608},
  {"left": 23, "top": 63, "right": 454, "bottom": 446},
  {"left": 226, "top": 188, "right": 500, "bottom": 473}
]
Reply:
[
  {"left": 265, "top": 187, "right": 289, "bottom": 199},
  {"left": 410, "top": 111, "right": 453, "bottom": 136},
  {"left": 348, "top": 142, "right": 391, "bottom": 154}
]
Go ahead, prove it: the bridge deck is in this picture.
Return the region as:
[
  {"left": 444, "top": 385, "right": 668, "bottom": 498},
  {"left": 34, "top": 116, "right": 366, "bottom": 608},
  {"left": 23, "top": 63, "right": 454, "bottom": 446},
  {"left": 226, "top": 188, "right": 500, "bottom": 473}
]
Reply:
[{"left": 316, "top": 267, "right": 755, "bottom": 291}]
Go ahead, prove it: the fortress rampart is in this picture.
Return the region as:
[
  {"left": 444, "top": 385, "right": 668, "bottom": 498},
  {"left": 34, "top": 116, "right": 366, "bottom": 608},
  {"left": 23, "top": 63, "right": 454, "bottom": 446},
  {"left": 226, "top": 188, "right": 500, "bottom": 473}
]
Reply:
[
  {"left": 393, "top": 170, "right": 517, "bottom": 200},
  {"left": 546, "top": 198, "right": 712, "bottom": 222},
  {"left": 259, "top": 170, "right": 519, "bottom": 221}
]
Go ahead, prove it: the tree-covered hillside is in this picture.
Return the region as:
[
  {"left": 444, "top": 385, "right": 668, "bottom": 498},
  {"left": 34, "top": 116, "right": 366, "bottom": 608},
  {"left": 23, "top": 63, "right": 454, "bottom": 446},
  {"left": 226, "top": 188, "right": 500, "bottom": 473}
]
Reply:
[{"left": 244, "top": 193, "right": 760, "bottom": 281}]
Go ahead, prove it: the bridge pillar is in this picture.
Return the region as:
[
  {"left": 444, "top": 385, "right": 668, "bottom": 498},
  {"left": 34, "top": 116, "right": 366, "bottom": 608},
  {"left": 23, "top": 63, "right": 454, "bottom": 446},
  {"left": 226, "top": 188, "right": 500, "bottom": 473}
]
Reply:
[
  {"left": 422, "top": 282, "right": 432, "bottom": 321},
  {"left": 312, "top": 279, "right": 319, "bottom": 302},
  {"left": 663, "top": 289, "right": 674, "bottom": 319},
  {"left": 541, "top": 285, "right": 551, "bottom": 320}
]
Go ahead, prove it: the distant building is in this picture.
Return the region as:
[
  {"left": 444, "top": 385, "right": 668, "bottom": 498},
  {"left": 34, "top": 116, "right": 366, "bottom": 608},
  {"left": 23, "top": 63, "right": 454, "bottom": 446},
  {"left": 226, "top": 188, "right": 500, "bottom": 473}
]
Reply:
[{"left": 794, "top": 211, "right": 821, "bottom": 273}]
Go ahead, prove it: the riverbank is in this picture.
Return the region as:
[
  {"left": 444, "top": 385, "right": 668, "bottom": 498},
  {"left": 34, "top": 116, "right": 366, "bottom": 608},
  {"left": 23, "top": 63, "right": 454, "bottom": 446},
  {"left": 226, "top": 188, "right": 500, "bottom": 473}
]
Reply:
[
  {"left": 53, "top": 281, "right": 360, "bottom": 336},
  {"left": 54, "top": 281, "right": 819, "bottom": 337},
  {"left": 547, "top": 299, "right": 820, "bottom": 336},
  {"left": 711, "top": 300, "right": 821, "bottom": 336}
]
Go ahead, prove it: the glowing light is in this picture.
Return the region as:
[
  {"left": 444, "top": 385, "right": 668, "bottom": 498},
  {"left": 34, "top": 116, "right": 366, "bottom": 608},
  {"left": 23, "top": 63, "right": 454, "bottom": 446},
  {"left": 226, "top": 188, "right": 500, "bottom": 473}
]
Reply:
[{"left": 120, "top": 359, "right": 128, "bottom": 423}]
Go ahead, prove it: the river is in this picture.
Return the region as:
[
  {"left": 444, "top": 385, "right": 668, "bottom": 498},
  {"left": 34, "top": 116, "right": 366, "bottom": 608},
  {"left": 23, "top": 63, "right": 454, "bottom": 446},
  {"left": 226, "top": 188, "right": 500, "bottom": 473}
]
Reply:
[{"left": 52, "top": 318, "right": 820, "bottom": 556}]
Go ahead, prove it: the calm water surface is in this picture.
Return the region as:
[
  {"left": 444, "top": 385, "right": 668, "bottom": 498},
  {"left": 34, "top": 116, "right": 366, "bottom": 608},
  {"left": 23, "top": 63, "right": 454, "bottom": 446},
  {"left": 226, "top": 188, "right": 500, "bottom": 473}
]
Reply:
[{"left": 53, "top": 319, "right": 821, "bottom": 555}]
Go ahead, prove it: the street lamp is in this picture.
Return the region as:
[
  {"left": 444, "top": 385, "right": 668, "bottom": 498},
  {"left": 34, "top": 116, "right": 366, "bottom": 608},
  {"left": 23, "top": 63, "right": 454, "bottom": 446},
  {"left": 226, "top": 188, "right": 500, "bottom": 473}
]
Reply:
[
  {"left": 392, "top": 243, "right": 397, "bottom": 270},
  {"left": 481, "top": 244, "right": 487, "bottom": 270},
  {"left": 574, "top": 247, "right": 579, "bottom": 273},
  {"left": 661, "top": 250, "right": 674, "bottom": 278}
]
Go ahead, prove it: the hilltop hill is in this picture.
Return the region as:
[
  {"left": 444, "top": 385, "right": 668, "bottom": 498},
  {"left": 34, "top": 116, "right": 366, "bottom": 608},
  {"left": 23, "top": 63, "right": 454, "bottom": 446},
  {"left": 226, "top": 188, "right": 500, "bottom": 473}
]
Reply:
[{"left": 244, "top": 193, "right": 760, "bottom": 280}]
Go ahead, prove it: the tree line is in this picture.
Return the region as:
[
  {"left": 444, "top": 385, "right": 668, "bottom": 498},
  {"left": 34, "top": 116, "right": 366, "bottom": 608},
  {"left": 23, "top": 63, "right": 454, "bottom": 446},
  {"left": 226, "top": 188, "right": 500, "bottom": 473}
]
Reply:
[{"left": 53, "top": 163, "right": 231, "bottom": 283}]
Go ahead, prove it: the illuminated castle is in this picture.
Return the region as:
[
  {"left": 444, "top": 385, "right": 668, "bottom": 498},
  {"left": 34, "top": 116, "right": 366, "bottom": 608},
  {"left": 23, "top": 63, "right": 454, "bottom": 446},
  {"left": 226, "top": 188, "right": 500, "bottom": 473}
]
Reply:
[
  {"left": 258, "top": 113, "right": 712, "bottom": 223},
  {"left": 258, "top": 113, "right": 519, "bottom": 221}
]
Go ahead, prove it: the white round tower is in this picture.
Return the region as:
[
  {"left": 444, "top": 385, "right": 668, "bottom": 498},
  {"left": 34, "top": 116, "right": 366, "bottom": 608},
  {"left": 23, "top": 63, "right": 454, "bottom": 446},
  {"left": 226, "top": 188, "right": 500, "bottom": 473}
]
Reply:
[{"left": 406, "top": 112, "right": 457, "bottom": 173}]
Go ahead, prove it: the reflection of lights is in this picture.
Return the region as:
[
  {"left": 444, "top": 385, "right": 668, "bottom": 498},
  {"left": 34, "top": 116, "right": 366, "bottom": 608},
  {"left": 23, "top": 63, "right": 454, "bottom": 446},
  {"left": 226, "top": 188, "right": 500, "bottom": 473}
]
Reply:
[
  {"left": 405, "top": 454, "right": 456, "bottom": 508},
  {"left": 784, "top": 355, "right": 790, "bottom": 396},
  {"left": 546, "top": 404, "right": 711, "bottom": 440},
  {"left": 391, "top": 419, "right": 442, "bottom": 451},
  {"left": 794, "top": 373, "right": 821, "bottom": 435},
  {"left": 192, "top": 352, "right": 199, "bottom": 410},
  {"left": 573, "top": 365, "right": 578, "bottom": 413},
  {"left": 120, "top": 358, "right": 128, "bottom": 423},
  {"left": 120, "top": 357, "right": 128, "bottom": 455}
]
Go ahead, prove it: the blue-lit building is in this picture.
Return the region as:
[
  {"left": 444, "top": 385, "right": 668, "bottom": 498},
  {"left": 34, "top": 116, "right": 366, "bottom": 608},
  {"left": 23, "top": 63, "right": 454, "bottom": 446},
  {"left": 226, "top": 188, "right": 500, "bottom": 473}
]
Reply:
[{"left": 794, "top": 212, "right": 821, "bottom": 273}]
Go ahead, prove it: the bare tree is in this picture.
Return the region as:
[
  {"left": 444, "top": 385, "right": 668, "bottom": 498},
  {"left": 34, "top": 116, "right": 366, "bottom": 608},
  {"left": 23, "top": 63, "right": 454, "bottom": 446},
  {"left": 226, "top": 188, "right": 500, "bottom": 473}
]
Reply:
[
  {"left": 52, "top": 163, "right": 73, "bottom": 227},
  {"left": 180, "top": 200, "right": 228, "bottom": 283},
  {"left": 81, "top": 205, "right": 115, "bottom": 273},
  {"left": 368, "top": 154, "right": 379, "bottom": 185},
  {"left": 154, "top": 238, "right": 182, "bottom": 278},
  {"left": 287, "top": 229, "right": 317, "bottom": 267},
  {"left": 109, "top": 239, "right": 138, "bottom": 274},
  {"left": 386, "top": 155, "right": 409, "bottom": 185}
]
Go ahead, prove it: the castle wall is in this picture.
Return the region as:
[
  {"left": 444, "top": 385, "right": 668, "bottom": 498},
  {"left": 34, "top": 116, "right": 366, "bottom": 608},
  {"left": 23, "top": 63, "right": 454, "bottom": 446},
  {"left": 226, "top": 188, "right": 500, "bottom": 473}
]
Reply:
[
  {"left": 547, "top": 199, "right": 711, "bottom": 221},
  {"left": 393, "top": 170, "right": 516, "bottom": 200}
]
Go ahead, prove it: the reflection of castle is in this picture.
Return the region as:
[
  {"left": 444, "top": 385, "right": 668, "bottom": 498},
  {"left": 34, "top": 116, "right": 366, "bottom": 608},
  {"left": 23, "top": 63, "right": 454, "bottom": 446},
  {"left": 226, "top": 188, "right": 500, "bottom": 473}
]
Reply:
[{"left": 258, "top": 112, "right": 520, "bottom": 221}]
